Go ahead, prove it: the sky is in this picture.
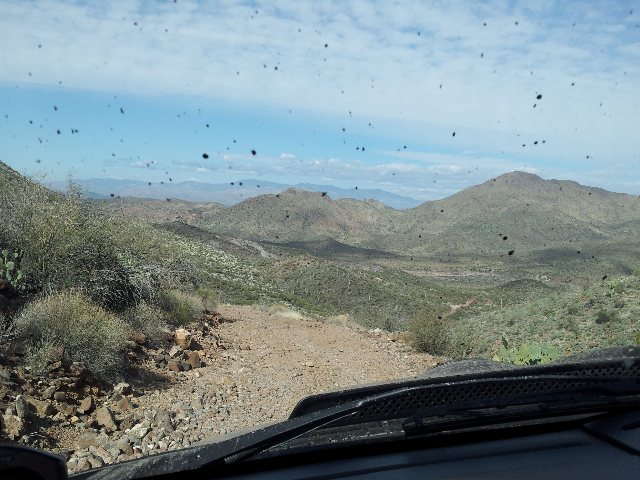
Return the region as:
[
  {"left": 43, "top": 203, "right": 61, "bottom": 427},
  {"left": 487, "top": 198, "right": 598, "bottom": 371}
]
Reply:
[{"left": 1, "top": 0, "right": 639, "bottom": 202}]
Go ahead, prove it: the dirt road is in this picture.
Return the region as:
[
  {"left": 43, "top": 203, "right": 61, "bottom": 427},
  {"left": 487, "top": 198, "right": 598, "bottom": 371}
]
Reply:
[{"left": 20, "top": 305, "right": 440, "bottom": 473}]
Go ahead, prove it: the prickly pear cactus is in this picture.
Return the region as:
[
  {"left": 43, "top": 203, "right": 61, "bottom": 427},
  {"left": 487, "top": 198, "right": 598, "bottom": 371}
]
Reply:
[
  {"left": 493, "top": 336, "right": 560, "bottom": 366},
  {"left": 1, "top": 249, "right": 26, "bottom": 292}
]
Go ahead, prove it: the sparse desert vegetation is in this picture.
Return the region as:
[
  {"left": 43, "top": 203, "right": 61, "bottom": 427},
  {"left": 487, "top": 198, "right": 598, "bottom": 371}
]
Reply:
[{"left": 2, "top": 161, "right": 640, "bottom": 383}]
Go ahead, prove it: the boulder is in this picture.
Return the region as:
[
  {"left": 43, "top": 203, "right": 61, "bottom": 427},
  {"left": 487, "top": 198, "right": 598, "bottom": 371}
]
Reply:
[
  {"left": 96, "top": 407, "right": 117, "bottom": 430},
  {"left": 75, "top": 432, "right": 101, "bottom": 449},
  {"left": 175, "top": 329, "right": 192, "bottom": 350},
  {"left": 15, "top": 395, "right": 30, "bottom": 419},
  {"left": 188, "top": 352, "right": 202, "bottom": 369}
]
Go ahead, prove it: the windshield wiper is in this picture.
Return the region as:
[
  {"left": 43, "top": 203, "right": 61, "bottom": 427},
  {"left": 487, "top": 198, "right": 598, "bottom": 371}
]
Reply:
[{"left": 75, "top": 374, "right": 640, "bottom": 479}]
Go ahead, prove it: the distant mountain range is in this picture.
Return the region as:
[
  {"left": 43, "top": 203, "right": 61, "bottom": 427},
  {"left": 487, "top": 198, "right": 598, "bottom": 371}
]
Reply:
[
  {"left": 189, "top": 172, "right": 640, "bottom": 277},
  {"left": 48, "top": 178, "right": 422, "bottom": 210}
]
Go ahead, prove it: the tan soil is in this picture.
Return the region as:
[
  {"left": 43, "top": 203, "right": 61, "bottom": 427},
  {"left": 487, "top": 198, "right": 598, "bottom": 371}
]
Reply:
[{"left": 135, "top": 305, "right": 440, "bottom": 429}]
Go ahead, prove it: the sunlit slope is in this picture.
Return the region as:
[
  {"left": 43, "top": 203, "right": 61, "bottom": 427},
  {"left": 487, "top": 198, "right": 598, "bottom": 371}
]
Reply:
[
  {"left": 97, "top": 197, "right": 227, "bottom": 224},
  {"left": 197, "top": 171, "right": 640, "bottom": 260},
  {"left": 387, "top": 171, "right": 640, "bottom": 255},
  {"left": 196, "top": 187, "right": 398, "bottom": 244}
]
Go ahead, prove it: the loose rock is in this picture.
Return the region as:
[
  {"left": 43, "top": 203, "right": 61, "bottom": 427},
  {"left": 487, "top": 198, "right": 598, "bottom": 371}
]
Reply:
[
  {"left": 168, "top": 361, "right": 183, "bottom": 372},
  {"left": 80, "top": 396, "right": 95, "bottom": 414},
  {"left": 54, "top": 391, "right": 66, "bottom": 402},
  {"left": 175, "top": 329, "right": 192, "bottom": 350},
  {"left": 42, "top": 385, "right": 56, "bottom": 399},
  {"left": 168, "top": 345, "right": 182, "bottom": 358},
  {"left": 113, "top": 383, "right": 131, "bottom": 395},
  {"left": 2, "top": 415, "right": 25, "bottom": 437},
  {"left": 96, "top": 407, "right": 118, "bottom": 430},
  {"left": 69, "top": 362, "right": 92, "bottom": 382},
  {"left": 15, "top": 395, "right": 30, "bottom": 419},
  {"left": 188, "top": 352, "right": 202, "bottom": 369},
  {"left": 116, "top": 397, "right": 133, "bottom": 411}
]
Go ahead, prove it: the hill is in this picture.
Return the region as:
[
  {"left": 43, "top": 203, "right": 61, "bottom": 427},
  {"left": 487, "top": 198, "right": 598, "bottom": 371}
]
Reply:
[{"left": 195, "top": 172, "right": 640, "bottom": 281}]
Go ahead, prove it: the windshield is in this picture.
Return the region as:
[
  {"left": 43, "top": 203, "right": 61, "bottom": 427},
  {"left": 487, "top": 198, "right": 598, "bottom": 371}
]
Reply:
[{"left": 1, "top": 1, "right": 640, "bottom": 476}]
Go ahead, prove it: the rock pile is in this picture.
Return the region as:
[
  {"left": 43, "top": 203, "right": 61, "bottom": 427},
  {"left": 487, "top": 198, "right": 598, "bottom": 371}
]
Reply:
[{"left": 0, "top": 316, "right": 225, "bottom": 473}]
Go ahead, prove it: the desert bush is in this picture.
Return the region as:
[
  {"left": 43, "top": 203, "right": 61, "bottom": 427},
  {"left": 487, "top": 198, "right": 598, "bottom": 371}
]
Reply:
[
  {"left": 121, "top": 301, "right": 168, "bottom": 345},
  {"left": 196, "top": 288, "right": 219, "bottom": 313},
  {"left": 448, "top": 327, "right": 475, "bottom": 358},
  {"left": 158, "top": 289, "right": 205, "bottom": 326},
  {"left": 561, "top": 316, "right": 578, "bottom": 333},
  {"left": 267, "top": 304, "right": 289, "bottom": 315},
  {"left": 410, "top": 312, "right": 451, "bottom": 356},
  {"left": 567, "top": 304, "right": 580, "bottom": 315},
  {"left": 14, "top": 291, "right": 128, "bottom": 380},
  {"left": 0, "top": 171, "right": 183, "bottom": 311},
  {"left": 595, "top": 309, "right": 617, "bottom": 324}
]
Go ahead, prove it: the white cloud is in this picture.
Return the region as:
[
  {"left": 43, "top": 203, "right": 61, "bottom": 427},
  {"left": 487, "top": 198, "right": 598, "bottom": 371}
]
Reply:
[
  {"left": 196, "top": 167, "right": 206, "bottom": 172},
  {"left": 2, "top": 1, "right": 639, "bottom": 195}
]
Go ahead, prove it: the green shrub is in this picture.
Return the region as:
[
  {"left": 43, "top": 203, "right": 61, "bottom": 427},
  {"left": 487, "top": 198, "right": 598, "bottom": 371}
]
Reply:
[
  {"left": 196, "top": 288, "right": 219, "bottom": 314},
  {"left": 0, "top": 171, "right": 183, "bottom": 311},
  {"left": 14, "top": 291, "right": 128, "bottom": 380},
  {"left": 493, "top": 337, "right": 560, "bottom": 365},
  {"left": 449, "top": 327, "right": 475, "bottom": 358},
  {"left": 561, "top": 316, "right": 578, "bottom": 333},
  {"left": 595, "top": 309, "right": 617, "bottom": 324},
  {"left": 410, "top": 312, "right": 451, "bottom": 356},
  {"left": 632, "top": 332, "right": 640, "bottom": 346},
  {"left": 158, "top": 289, "right": 205, "bottom": 326},
  {"left": 567, "top": 304, "right": 580, "bottom": 315}
]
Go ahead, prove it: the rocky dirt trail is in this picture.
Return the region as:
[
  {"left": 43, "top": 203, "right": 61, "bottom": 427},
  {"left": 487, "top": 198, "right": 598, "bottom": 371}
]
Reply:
[{"left": 1, "top": 306, "right": 440, "bottom": 474}]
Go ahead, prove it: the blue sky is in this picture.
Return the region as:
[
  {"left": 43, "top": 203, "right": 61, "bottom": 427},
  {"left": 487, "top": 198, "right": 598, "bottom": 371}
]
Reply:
[{"left": 1, "top": 0, "right": 639, "bottom": 201}]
